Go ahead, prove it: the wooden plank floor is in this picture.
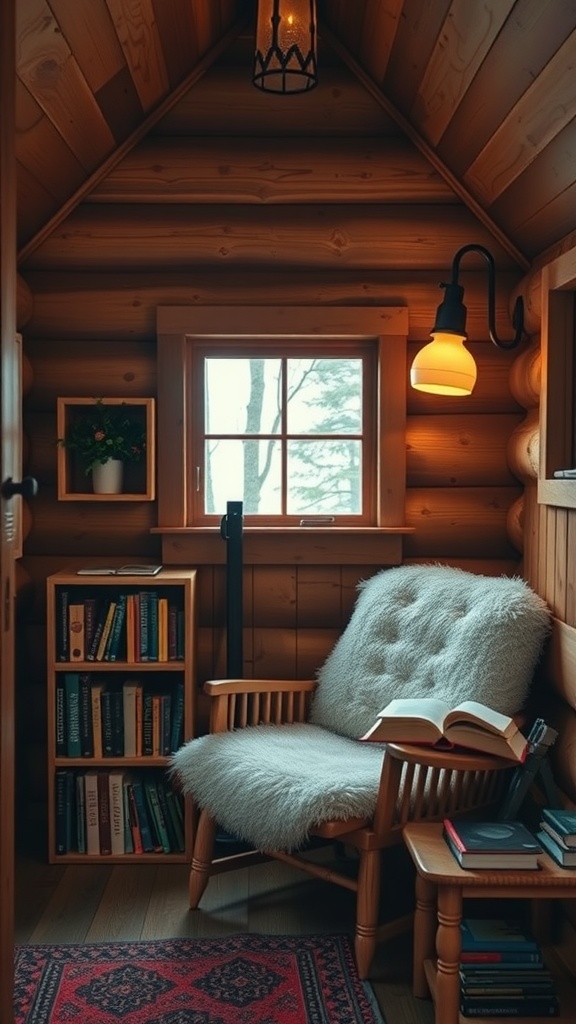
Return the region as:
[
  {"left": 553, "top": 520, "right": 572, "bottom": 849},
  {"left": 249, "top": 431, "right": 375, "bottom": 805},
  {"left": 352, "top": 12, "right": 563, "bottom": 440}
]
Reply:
[{"left": 15, "top": 845, "right": 435, "bottom": 1024}]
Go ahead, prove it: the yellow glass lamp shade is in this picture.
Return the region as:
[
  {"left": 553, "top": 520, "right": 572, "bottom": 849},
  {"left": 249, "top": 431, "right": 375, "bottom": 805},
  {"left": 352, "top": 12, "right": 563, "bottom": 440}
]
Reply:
[{"left": 410, "top": 332, "right": 477, "bottom": 396}]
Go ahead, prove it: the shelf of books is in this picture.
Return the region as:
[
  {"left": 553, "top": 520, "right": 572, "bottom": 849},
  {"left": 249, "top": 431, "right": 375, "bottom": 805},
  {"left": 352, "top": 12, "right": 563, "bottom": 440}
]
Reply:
[{"left": 46, "top": 568, "right": 197, "bottom": 863}]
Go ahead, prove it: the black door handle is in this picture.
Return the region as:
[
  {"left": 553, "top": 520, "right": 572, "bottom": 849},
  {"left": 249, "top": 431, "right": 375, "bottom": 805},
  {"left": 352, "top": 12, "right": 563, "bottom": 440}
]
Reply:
[{"left": 1, "top": 476, "right": 39, "bottom": 499}]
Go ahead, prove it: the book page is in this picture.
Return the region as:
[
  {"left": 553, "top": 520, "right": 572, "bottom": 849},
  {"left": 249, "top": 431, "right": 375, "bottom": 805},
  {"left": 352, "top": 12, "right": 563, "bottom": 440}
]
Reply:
[
  {"left": 369, "top": 697, "right": 450, "bottom": 741},
  {"left": 444, "top": 700, "right": 514, "bottom": 737}
]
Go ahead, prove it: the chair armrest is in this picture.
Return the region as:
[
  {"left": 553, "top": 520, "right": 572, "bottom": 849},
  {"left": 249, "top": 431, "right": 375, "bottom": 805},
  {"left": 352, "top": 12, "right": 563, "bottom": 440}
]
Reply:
[{"left": 204, "top": 678, "right": 317, "bottom": 732}]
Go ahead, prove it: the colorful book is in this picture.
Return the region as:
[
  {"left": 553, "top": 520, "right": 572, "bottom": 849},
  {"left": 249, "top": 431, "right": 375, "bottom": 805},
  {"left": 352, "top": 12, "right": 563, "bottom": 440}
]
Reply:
[
  {"left": 443, "top": 819, "right": 542, "bottom": 869},
  {"left": 68, "top": 603, "right": 85, "bottom": 661},
  {"left": 541, "top": 807, "right": 576, "bottom": 847},
  {"left": 79, "top": 673, "right": 94, "bottom": 757},
  {"left": 55, "top": 676, "right": 66, "bottom": 755},
  {"left": 109, "top": 771, "right": 125, "bottom": 855},
  {"left": 129, "top": 776, "right": 156, "bottom": 852},
  {"left": 169, "top": 682, "right": 184, "bottom": 753},
  {"left": 459, "top": 994, "right": 560, "bottom": 1016},
  {"left": 158, "top": 597, "right": 168, "bottom": 662},
  {"left": 122, "top": 682, "right": 141, "bottom": 758},
  {"left": 84, "top": 771, "right": 100, "bottom": 855},
  {"left": 125, "top": 594, "right": 136, "bottom": 663},
  {"left": 138, "top": 591, "right": 150, "bottom": 661},
  {"left": 101, "top": 689, "right": 115, "bottom": 757},
  {"left": 86, "top": 603, "right": 109, "bottom": 661},
  {"left": 143, "top": 776, "right": 171, "bottom": 853},
  {"left": 57, "top": 589, "right": 69, "bottom": 661},
  {"left": 97, "top": 771, "right": 112, "bottom": 854},
  {"left": 105, "top": 594, "right": 127, "bottom": 662},
  {"left": 95, "top": 601, "right": 117, "bottom": 661},
  {"left": 126, "top": 783, "right": 144, "bottom": 854},
  {"left": 90, "top": 682, "right": 104, "bottom": 759},
  {"left": 122, "top": 778, "right": 134, "bottom": 854},
  {"left": 537, "top": 827, "right": 576, "bottom": 867},
  {"left": 83, "top": 597, "right": 99, "bottom": 654},
  {"left": 147, "top": 591, "right": 159, "bottom": 662},
  {"left": 159, "top": 781, "right": 185, "bottom": 852},
  {"left": 64, "top": 673, "right": 81, "bottom": 757},
  {"left": 76, "top": 774, "right": 86, "bottom": 854},
  {"left": 55, "top": 769, "right": 74, "bottom": 854}
]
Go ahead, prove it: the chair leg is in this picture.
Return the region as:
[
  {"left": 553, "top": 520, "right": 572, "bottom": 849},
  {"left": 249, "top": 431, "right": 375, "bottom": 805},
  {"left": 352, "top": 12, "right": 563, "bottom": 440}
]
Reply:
[
  {"left": 189, "top": 810, "right": 217, "bottom": 908},
  {"left": 355, "top": 847, "right": 380, "bottom": 980}
]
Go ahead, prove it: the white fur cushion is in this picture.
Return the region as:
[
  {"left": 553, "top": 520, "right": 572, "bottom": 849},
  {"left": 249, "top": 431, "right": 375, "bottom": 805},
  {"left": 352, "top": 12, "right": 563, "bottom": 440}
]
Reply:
[
  {"left": 170, "top": 723, "right": 385, "bottom": 851},
  {"left": 171, "top": 566, "right": 550, "bottom": 851},
  {"left": 310, "top": 565, "right": 551, "bottom": 739}
]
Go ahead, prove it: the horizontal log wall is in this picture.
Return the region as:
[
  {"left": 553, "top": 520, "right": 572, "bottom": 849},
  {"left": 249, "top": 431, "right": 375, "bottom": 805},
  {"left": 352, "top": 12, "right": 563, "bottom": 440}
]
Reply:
[{"left": 16, "top": 50, "right": 526, "bottom": 823}]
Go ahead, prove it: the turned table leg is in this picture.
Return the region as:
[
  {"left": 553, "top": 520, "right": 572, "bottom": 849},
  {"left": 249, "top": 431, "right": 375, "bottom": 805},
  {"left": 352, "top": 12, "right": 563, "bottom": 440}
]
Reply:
[
  {"left": 436, "top": 884, "right": 462, "bottom": 1024},
  {"left": 413, "top": 872, "right": 437, "bottom": 998}
]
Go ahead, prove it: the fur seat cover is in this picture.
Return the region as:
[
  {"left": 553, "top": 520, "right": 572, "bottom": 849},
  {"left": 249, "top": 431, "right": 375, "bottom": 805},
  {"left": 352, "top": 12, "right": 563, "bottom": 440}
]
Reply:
[{"left": 170, "top": 565, "right": 551, "bottom": 851}]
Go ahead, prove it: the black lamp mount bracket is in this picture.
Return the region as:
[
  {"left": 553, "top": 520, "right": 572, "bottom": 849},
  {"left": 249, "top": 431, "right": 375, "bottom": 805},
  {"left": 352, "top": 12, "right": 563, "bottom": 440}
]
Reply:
[{"left": 437, "top": 243, "right": 525, "bottom": 351}]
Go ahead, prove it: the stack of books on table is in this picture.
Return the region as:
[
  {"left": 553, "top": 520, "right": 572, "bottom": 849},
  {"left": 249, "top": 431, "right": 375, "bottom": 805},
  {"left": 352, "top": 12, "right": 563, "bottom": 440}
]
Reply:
[
  {"left": 537, "top": 808, "right": 576, "bottom": 868},
  {"left": 443, "top": 817, "right": 543, "bottom": 870},
  {"left": 459, "top": 917, "right": 560, "bottom": 1018}
]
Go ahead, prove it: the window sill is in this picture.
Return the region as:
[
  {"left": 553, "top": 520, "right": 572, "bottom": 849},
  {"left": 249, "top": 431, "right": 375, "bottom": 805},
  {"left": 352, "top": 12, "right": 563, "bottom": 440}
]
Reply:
[
  {"left": 538, "top": 480, "right": 576, "bottom": 510},
  {"left": 154, "top": 525, "right": 414, "bottom": 566}
]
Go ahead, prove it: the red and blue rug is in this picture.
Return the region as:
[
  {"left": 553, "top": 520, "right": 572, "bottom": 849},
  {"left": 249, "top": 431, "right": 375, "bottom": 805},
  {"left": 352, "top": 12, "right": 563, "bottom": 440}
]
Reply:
[{"left": 14, "top": 933, "right": 385, "bottom": 1023}]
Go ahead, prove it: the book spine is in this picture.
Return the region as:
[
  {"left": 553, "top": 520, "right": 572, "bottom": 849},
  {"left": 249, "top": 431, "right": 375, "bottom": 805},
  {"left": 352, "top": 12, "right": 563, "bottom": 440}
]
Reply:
[
  {"left": 163, "top": 786, "right": 185, "bottom": 852},
  {"left": 101, "top": 690, "right": 114, "bottom": 757},
  {"left": 460, "top": 997, "right": 559, "bottom": 1016},
  {"left": 68, "top": 604, "right": 85, "bottom": 661},
  {"left": 143, "top": 777, "right": 170, "bottom": 853},
  {"left": 79, "top": 673, "right": 94, "bottom": 757},
  {"left": 148, "top": 591, "right": 159, "bottom": 662},
  {"left": 76, "top": 773, "right": 86, "bottom": 854},
  {"left": 109, "top": 771, "right": 125, "bottom": 855},
  {"left": 168, "top": 603, "right": 178, "bottom": 660},
  {"left": 55, "top": 769, "right": 70, "bottom": 854},
  {"left": 156, "top": 779, "right": 181, "bottom": 852},
  {"left": 55, "top": 676, "right": 66, "bottom": 755},
  {"left": 130, "top": 777, "right": 156, "bottom": 852},
  {"left": 122, "top": 683, "right": 138, "bottom": 758},
  {"left": 91, "top": 685, "right": 103, "bottom": 759},
  {"left": 169, "top": 683, "right": 184, "bottom": 753},
  {"left": 111, "top": 689, "right": 125, "bottom": 756},
  {"left": 64, "top": 673, "right": 81, "bottom": 757},
  {"left": 142, "top": 692, "right": 153, "bottom": 755},
  {"left": 122, "top": 779, "right": 134, "bottom": 853},
  {"left": 138, "top": 591, "right": 149, "bottom": 661},
  {"left": 57, "top": 589, "right": 69, "bottom": 661},
  {"left": 442, "top": 818, "right": 466, "bottom": 852},
  {"left": 87, "top": 604, "right": 108, "bottom": 661},
  {"left": 97, "top": 771, "right": 112, "bottom": 855},
  {"left": 105, "top": 594, "right": 127, "bottom": 662},
  {"left": 161, "top": 694, "right": 172, "bottom": 756},
  {"left": 125, "top": 594, "right": 135, "bottom": 663},
  {"left": 460, "top": 952, "right": 543, "bottom": 964},
  {"left": 84, "top": 772, "right": 100, "bottom": 855},
  {"left": 152, "top": 695, "right": 161, "bottom": 756},
  {"left": 83, "top": 598, "right": 98, "bottom": 654},
  {"left": 158, "top": 596, "right": 168, "bottom": 662},
  {"left": 126, "top": 783, "right": 144, "bottom": 854},
  {"left": 96, "top": 601, "right": 117, "bottom": 661}
]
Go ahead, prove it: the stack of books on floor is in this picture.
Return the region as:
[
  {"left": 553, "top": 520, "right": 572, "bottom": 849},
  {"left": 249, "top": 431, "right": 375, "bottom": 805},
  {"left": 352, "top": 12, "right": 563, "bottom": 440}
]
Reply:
[
  {"left": 443, "top": 817, "right": 543, "bottom": 869},
  {"left": 537, "top": 808, "right": 576, "bottom": 868},
  {"left": 459, "top": 917, "right": 560, "bottom": 1017}
]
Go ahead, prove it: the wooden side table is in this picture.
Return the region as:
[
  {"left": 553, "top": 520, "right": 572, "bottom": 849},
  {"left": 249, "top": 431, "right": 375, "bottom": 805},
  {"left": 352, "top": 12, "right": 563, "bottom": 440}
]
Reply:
[{"left": 403, "top": 822, "right": 576, "bottom": 1024}]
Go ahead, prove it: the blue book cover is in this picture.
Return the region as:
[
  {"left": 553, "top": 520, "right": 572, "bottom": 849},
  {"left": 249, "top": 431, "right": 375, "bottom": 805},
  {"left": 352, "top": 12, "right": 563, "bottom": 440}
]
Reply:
[
  {"left": 541, "top": 807, "right": 576, "bottom": 839},
  {"left": 64, "top": 673, "right": 81, "bottom": 757},
  {"left": 461, "top": 918, "right": 539, "bottom": 954},
  {"left": 538, "top": 828, "right": 576, "bottom": 868}
]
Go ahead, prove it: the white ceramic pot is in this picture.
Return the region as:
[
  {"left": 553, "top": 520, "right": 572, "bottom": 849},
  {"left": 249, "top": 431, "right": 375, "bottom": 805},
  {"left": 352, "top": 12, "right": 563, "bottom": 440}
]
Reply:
[{"left": 92, "top": 459, "right": 124, "bottom": 494}]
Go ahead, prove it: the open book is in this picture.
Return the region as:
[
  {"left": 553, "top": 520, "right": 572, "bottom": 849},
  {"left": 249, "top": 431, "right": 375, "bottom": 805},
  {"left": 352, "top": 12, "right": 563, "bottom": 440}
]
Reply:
[{"left": 360, "top": 698, "right": 527, "bottom": 761}]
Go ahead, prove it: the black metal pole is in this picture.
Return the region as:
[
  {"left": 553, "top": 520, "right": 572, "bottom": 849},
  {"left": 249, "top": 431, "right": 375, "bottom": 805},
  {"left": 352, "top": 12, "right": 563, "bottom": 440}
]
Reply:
[{"left": 220, "top": 500, "right": 243, "bottom": 677}]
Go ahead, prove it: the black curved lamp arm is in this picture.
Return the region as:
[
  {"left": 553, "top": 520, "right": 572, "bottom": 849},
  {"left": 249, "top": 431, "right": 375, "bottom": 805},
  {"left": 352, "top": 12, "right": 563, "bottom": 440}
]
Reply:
[{"left": 449, "top": 243, "right": 524, "bottom": 351}]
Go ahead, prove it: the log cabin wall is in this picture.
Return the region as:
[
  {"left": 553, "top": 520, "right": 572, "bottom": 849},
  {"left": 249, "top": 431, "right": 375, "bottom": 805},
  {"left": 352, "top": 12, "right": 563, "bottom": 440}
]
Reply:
[{"left": 16, "top": 38, "right": 529, "bottom": 829}]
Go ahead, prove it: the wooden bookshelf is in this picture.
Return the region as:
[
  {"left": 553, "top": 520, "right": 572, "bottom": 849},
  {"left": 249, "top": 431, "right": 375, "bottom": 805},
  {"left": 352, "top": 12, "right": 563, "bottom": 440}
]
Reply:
[{"left": 46, "top": 568, "right": 196, "bottom": 863}]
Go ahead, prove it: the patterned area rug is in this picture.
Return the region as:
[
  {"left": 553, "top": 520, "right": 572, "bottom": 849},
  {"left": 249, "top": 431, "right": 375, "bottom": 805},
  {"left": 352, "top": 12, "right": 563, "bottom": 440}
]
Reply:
[{"left": 14, "top": 934, "right": 385, "bottom": 1024}]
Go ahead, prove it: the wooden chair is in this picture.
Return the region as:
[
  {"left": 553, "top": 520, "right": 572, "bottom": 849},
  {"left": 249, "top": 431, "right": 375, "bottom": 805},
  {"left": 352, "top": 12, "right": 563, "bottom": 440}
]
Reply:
[
  {"left": 188, "top": 681, "right": 513, "bottom": 977},
  {"left": 171, "top": 565, "right": 551, "bottom": 978}
]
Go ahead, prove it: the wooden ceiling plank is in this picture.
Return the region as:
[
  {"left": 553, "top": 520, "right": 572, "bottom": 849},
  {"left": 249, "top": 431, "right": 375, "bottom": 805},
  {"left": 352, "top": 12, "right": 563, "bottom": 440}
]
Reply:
[
  {"left": 497, "top": 181, "right": 576, "bottom": 259},
  {"left": 410, "top": 0, "right": 516, "bottom": 147},
  {"left": 17, "top": 11, "right": 251, "bottom": 264},
  {"left": 16, "top": 80, "right": 85, "bottom": 202},
  {"left": 151, "top": 0, "right": 201, "bottom": 88},
  {"left": 21, "top": 202, "right": 516, "bottom": 272},
  {"left": 86, "top": 136, "right": 455, "bottom": 204},
  {"left": 356, "top": 0, "right": 405, "bottom": 84},
  {"left": 46, "top": 0, "right": 126, "bottom": 93},
  {"left": 320, "top": 19, "right": 530, "bottom": 270},
  {"left": 437, "top": 0, "right": 576, "bottom": 177},
  {"left": 381, "top": 0, "right": 452, "bottom": 111},
  {"left": 104, "top": 0, "right": 170, "bottom": 111},
  {"left": 490, "top": 118, "right": 576, "bottom": 237},
  {"left": 152, "top": 64, "right": 399, "bottom": 136},
  {"left": 464, "top": 27, "right": 576, "bottom": 206},
  {"left": 17, "top": 0, "right": 116, "bottom": 170}
]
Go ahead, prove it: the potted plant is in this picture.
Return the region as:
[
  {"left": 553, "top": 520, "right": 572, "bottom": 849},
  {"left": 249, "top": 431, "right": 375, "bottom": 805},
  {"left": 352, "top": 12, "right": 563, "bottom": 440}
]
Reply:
[{"left": 58, "top": 398, "right": 146, "bottom": 493}]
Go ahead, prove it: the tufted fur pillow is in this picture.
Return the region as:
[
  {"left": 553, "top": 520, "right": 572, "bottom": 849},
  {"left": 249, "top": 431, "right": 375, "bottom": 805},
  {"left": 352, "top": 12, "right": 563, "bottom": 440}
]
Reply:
[{"left": 309, "top": 564, "right": 551, "bottom": 740}]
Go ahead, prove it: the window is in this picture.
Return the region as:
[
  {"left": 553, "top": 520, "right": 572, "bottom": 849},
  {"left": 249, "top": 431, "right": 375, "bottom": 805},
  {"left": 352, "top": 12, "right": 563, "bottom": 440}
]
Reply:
[
  {"left": 190, "top": 341, "right": 375, "bottom": 525},
  {"left": 156, "top": 306, "right": 410, "bottom": 563}
]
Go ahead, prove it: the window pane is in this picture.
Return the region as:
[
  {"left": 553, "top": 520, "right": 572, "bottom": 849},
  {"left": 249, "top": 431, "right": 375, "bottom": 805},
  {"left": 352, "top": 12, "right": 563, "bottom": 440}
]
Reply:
[
  {"left": 287, "top": 440, "right": 362, "bottom": 514},
  {"left": 205, "top": 439, "right": 282, "bottom": 514},
  {"left": 205, "top": 358, "right": 282, "bottom": 435},
  {"left": 287, "top": 358, "right": 362, "bottom": 434}
]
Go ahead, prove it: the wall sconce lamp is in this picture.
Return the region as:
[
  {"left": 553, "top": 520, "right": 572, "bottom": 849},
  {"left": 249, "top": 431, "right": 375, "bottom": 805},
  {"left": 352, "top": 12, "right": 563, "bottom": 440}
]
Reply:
[
  {"left": 410, "top": 243, "right": 525, "bottom": 396},
  {"left": 253, "top": 0, "right": 318, "bottom": 94}
]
